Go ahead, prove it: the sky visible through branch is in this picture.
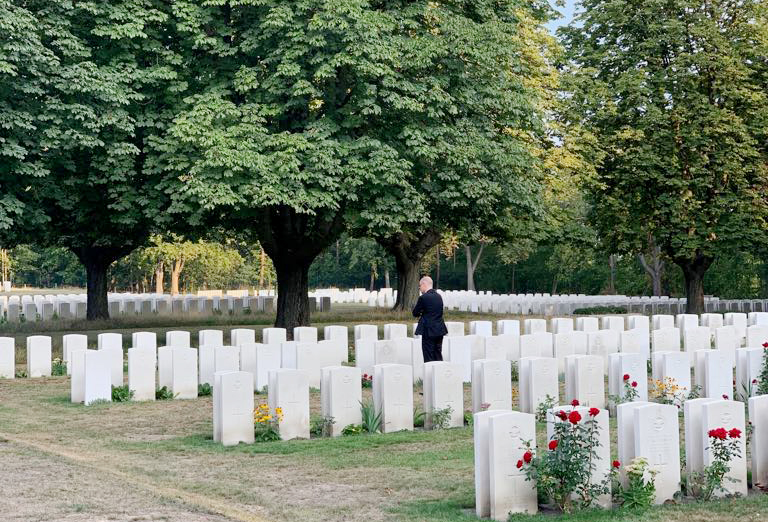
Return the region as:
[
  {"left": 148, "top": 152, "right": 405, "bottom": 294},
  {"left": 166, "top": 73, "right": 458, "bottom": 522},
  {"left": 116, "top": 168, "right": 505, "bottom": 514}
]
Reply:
[{"left": 547, "top": 0, "right": 578, "bottom": 33}]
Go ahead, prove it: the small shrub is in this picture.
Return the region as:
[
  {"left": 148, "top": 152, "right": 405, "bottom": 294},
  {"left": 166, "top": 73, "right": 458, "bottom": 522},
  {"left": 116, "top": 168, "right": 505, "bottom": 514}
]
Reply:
[
  {"left": 757, "top": 342, "right": 768, "bottom": 395},
  {"left": 573, "top": 306, "right": 627, "bottom": 315},
  {"left": 15, "top": 369, "right": 27, "bottom": 378},
  {"left": 111, "top": 385, "right": 134, "bottom": 402},
  {"left": 608, "top": 373, "right": 639, "bottom": 406},
  {"left": 155, "top": 386, "right": 176, "bottom": 400},
  {"left": 413, "top": 407, "right": 426, "bottom": 428},
  {"left": 51, "top": 357, "right": 67, "bottom": 377},
  {"left": 688, "top": 426, "right": 743, "bottom": 500},
  {"left": 430, "top": 406, "right": 453, "bottom": 430},
  {"left": 464, "top": 410, "right": 474, "bottom": 426},
  {"left": 510, "top": 360, "right": 519, "bottom": 382},
  {"left": 361, "top": 372, "right": 373, "bottom": 388},
  {"left": 615, "top": 457, "right": 657, "bottom": 509},
  {"left": 341, "top": 424, "right": 364, "bottom": 436},
  {"left": 310, "top": 414, "right": 335, "bottom": 437},
  {"left": 197, "top": 383, "right": 212, "bottom": 396},
  {"left": 254, "top": 403, "right": 283, "bottom": 441},
  {"left": 650, "top": 377, "right": 688, "bottom": 407},
  {"left": 535, "top": 394, "right": 557, "bottom": 423},
  {"left": 360, "top": 400, "right": 382, "bottom": 434}
]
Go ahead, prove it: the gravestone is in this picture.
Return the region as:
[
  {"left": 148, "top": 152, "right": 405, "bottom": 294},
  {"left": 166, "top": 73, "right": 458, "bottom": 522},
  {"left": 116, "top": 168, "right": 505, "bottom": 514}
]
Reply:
[
  {"left": 575, "top": 317, "right": 599, "bottom": 332},
  {"left": 714, "top": 326, "right": 738, "bottom": 368},
  {"left": 570, "top": 355, "right": 605, "bottom": 408},
  {"left": 60, "top": 302, "right": 74, "bottom": 319},
  {"left": 701, "top": 400, "right": 747, "bottom": 497},
  {"left": 746, "top": 325, "right": 768, "bottom": 347},
  {"left": 620, "top": 328, "right": 650, "bottom": 360},
  {"left": 550, "top": 317, "right": 574, "bottom": 334},
  {"left": 354, "top": 338, "right": 376, "bottom": 376},
  {"left": 472, "top": 359, "right": 512, "bottom": 413},
  {"left": 652, "top": 327, "right": 681, "bottom": 353},
  {"left": 373, "top": 363, "right": 414, "bottom": 433},
  {"left": 748, "top": 395, "right": 768, "bottom": 490},
  {"left": 627, "top": 315, "right": 650, "bottom": 331},
  {"left": 84, "top": 349, "right": 111, "bottom": 405},
  {"left": 474, "top": 410, "right": 512, "bottom": 518},
  {"left": 0, "top": 337, "right": 13, "bottom": 378},
  {"left": 736, "top": 348, "right": 763, "bottom": 399},
  {"left": 98, "top": 333, "right": 122, "bottom": 351},
  {"left": 101, "top": 346, "right": 124, "bottom": 387},
  {"left": 684, "top": 398, "right": 719, "bottom": 475},
  {"left": 199, "top": 329, "right": 224, "bottom": 347},
  {"left": 701, "top": 313, "right": 724, "bottom": 334},
  {"left": 132, "top": 332, "right": 156, "bottom": 351},
  {"left": 230, "top": 328, "right": 256, "bottom": 347},
  {"left": 411, "top": 338, "right": 424, "bottom": 384},
  {"left": 633, "top": 403, "right": 681, "bottom": 503},
  {"left": 488, "top": 412, "right": 538, "bottom": 518},
  {"left": 523, "top": 319, "right": 547, "bottom": 335},
  {"left": 62, "top": 334, "right": 88, "bottom": 375},
  {"left": 23, "top": 303, "right": 37, "bottom": 321},
  {"left": 166, "top": 330, "right": 191, "bottom": 348},
  {"left": 293, "top": 326, "right": 318, "bottom": 343},
  {"left": 445, "top": 336, "right": 473, "bottom": 382},
  {"left": 661, "top": 351, "right": 691, "bottom": 397},
  {"left": 70, "top": 349, "right": 87, "bottom": 403},
  {"left": 171, "top": 347, "right": 198, "bottom": 399},
  {"left": 214, "top": 346, "right": 240, "bottom": 374},
  {"left": 155, "top": 299, "right": 169, "bottom": 315},
  {"left": 481, "top": 336, "right": 508, "bottom": 361},
  {"left": 587, "top": 330, "right": 619, "bottom": 371},
  {"left": 497, "top": 320, "right": 520, "bottom": 336},
  {"left": 424, "top": 361, "right": 464, "bottom": 429},
  {"left": 684, "top": 326, "right": 712, "bottom": 365},
  {"left": 445, "top": 321, "right": 465, "bottom": 336},
  {"left": 213, "top": 371, "right": 255, "bottom": 446},
  {"left": 469, "top": 320, "right": 493, "bottom": 336},
  {"left": 520, "top": 332, "right": 553, "bottom": 359},
  {"left": 725, "top": 312, "right": 748, "bottom": 343},
  {"left": 553, "top": 332, "right": 588, "bottom": 374},
  {"left": 262, "top": 327, "right": 287, "bottom": 346},
  {"left": 703, "top": 349, "right": 732, "bottom": 399},
  {"left": 616, "top": 401, "right": 651, "bottom": 487},
  {"left": 519, "top": 357, "right": 558, "bottom": 413},
  {"left": 198, "top": 345, "right": 216, "bottom": 385},
  {"left": 354, "top": 324, "right": 378, "bottom": 340},
  {"left": 383, "top": 323, "right": 408, "bottom": 340},
  {"left": 608, "top": 352, "right": 648, "bottom": 404},
  {"left": 157, "top": 346, "right": 174, "bottom": 389},
  {"left": 268, "top": 369, "right": 310, "bottom": 440},
  {"left": 321, "top": 366, "right": 362, "bottom": 436},
  {"left": 128, "top": 346, "right": 156, "bottom": 401},
  {"left": 26, "top": 335, "right": 52, "bottom": 377},
  {"left": 601, "top": 316, "right": 625, "bottom": 332}
]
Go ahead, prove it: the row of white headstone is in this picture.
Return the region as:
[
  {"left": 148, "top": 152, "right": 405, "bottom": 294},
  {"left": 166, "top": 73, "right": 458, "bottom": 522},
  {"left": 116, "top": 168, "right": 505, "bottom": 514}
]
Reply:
[{"left": 474, "top": 396, "right": 768, "bottom": 520}]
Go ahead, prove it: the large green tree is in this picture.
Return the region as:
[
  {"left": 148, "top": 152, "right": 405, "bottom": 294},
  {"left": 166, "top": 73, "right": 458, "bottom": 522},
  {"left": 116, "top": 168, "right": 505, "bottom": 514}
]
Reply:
[
  {"left": 0, "top": 0, "right": 185, "bottom": 318},
  {"left": 164, "top": 1, "right": 552, "bottom": 328},
  {"left": 562, "top": 0, "right": 768, "bottom": 313}
]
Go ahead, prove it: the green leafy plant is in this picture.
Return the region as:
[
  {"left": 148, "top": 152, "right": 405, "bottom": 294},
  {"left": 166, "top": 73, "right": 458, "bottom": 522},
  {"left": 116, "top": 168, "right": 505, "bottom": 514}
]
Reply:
[
  {"left": 430, "top": 406, "right": 453, "bottom": 430},
  {"left": 650, "top": 377, "right": 688, "bottom": 407},
  {"left": 573, "top": 306, "right": 627, "bottom": 315},
  {"left": 51, "top": 357, "right": 67, "bottom": 376},
  {"left": 360, "top": 400, "right": 382, "bottom": 434},
  {"left": 197, "top": 383, "right": 212, "bottom": 396},
  {"left": 14, "top": 369, "right": 27, "bottom": 378},
  {"left": 757, "top": 342, "right": 768, "bottom": 395},
  {"left": 520, "top": 408, "right": 619, "bottom": 513},
  {"left": 413, "top": 407, "right": 426, "bottom": 428},
  {"left": 111, "top": 385, "right": 134, "bottom": 402},
  {"left": 688, "top": 426, "right": 743, "bottom": 501},
  {"left": 615, "top": 457, "right": 657, "bottom": 509},
  {"left": 155, "top": 386, "right": 176, "bottom": 400},
  {"left": 608, "top": 374, "right": 639, "bottom": 406},
  {"left": 341, "top": 424, "right": 364, "bottom": 436},
  {"left": 510, "top": 360, "right": 519, "bottom": 382},
  {"left": 535, "top": 395, "right": 557, "bottom": 423},
  {"left": 253, "top": 403, "right": 282, "bottom": 442},
  {"left": 361, "top": 372, "right": 373, "bottom": 389},
  {"left": 310, "top": 414, "right": 335, "bottom": 438},
  {"left": 687, "top": 384, "right": 702, "bottom": 400},
  {"left": 464, "top": 410, "right": 474, "bottom": 426}
]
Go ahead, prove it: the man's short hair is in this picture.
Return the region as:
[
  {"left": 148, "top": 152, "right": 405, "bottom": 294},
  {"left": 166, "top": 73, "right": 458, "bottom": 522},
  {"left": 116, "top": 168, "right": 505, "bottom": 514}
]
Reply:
[{"left": 419, "top": 276, "right": 433, "bottom": 288}]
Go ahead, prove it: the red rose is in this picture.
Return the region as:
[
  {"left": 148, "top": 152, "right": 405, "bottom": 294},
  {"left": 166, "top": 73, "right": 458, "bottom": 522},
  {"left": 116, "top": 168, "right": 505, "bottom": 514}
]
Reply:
[
  {"left": 709, "top": 428, "right": 727, "bottom": 440},
  {"left": 549, "top": 440, "right": 558, "bottom": 450},
  {"left": 763, "top": 342, "right": 768, "bottom": 348},
  {"left": 729, "top": 428, "right": 742, "bottom": 439},
  {"left": 516, "top": 459, "right": 523, "bottom": 469},
  {"left": 631, "top": 381, "right": 638, "bottom": 388},
  {"left": 568, "top": 410, "right": 582, "bottom": 424},
  {"left": 612, "top": 460, "right": 621, "bottom": 468},
  {"left": 557, "top": 410, "right": 567, "bottom": 421},
  {"left": 753, "top": 379, "right": 758, "bottom": 384},
  {"left": 523, "top": 451, "right": 533, "bottom": 463},
  {"left": 722, "top": 394, "right": 729, "bottom": 400},
  {"left": 362, "top": 373, "right": 367, "bottom": 378},
  {"left": 571, "top": 399, "right": 580, "bottom": 406},
  {"left": 589, "top": 407, "right": 600, "bottom": 417},
  {"left": 623, "top": 373, "right": 630, "bottom": 381}
]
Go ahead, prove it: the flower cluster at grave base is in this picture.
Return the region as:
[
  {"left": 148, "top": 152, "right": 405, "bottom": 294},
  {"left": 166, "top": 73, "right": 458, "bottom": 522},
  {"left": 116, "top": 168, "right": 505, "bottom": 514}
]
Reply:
[
  {"left": 689, "top": 426, "right": 743, "bottom": 501},
  {"left": 610, "top": 373, "right": 640, "bottom": 405},
  {"left": 253, "top": 403, "right": 283, "bottom": 442},
  {"left": 519, "top": 407, "right": 617, "bottom": 513},
  {"left": 650, "top": 377, "right": 687, "bottom": 407},
  {"left": 757, "top": 341, "right": 768, "bottom": 395},
  {"left": 361, "top": 373, "right": 373, "bottom": 388}
]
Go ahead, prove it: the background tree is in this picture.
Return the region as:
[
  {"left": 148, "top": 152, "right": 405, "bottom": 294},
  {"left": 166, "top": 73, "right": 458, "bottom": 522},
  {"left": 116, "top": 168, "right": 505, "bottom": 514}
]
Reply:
[
  {"left": 0, "top": 0, "right": 185, "bottom": 318},
  {"left": 562, "top": 0, "right": 768, "bottom": 313}
]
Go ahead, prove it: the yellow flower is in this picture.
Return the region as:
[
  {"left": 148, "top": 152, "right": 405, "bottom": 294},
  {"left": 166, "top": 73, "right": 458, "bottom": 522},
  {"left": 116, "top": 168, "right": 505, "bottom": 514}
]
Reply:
[{"left": 275, "top": 407, "right": 283, "bottom": 415}]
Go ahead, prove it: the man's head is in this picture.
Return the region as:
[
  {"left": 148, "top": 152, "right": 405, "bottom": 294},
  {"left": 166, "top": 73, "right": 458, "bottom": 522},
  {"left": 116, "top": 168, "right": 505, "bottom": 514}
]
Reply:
[{"left": 419, "top": 276, "right": 433, "bottom": 294}]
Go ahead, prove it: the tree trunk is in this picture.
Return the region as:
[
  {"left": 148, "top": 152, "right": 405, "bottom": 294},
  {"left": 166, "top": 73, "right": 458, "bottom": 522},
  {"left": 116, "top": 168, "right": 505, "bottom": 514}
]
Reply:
[
  {"left": 259, "top": 248, "right": 266, "bottom": 288},
  {"left": 379, "top": 229, "right": 442, "bottom": 311},
  {"left": 369, "top": 266, "right": 375, "bottom": 291},
  {"left": 435, "top": 247, "right": 440, "bottom": 289},
  {"left": 677, "top": 253, "right": 713, "bottom": 315},
  {"left": 638, "top": 235, "right": 665, "bottom": 296},
  {"left": 72, "top": 246, "right": 129, "bottom": 320},
  {"left": 465, "top": 243, "right": 486, "bottom": 292},
  {"left": 384, "top": 269, "right": 390, "bottom": 288},
  {"left": 154, "top": 261, "right": 164, "bottom": 294},
  {"left": 274, "top": 259, "right": 311, "bottom": 334},
  {"left": 608, "top": 254, "right": 617, "bottom": 294},
  {"left": 170, "top": 258, "right": 184, "bottom": 295}
]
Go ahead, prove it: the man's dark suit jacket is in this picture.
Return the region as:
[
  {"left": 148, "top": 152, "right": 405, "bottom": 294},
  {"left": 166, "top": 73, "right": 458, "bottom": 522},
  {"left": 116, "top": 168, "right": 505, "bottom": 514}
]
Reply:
[{"left": 412, "top": 289, "right": 448, "bottom": 337}]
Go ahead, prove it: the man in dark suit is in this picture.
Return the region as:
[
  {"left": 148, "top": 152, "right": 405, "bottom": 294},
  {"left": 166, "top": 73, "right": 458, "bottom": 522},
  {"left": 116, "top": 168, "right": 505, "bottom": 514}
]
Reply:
[{"left": 412, "top": 276, "right": 448, "bottom": 362}]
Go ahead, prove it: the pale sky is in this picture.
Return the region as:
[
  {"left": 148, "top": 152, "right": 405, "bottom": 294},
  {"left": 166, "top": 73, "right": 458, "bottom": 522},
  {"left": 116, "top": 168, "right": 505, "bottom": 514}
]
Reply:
[{"left": 547, "top": 0, "right": 578, "bottom": 33}]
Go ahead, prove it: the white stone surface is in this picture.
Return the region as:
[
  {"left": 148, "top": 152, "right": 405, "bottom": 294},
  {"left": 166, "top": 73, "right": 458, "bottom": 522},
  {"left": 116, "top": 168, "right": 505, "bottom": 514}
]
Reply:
[
  {"left": 128, "top": 346, "right": 156, "bottom": 401},
  {"left": 199, "top": 329, "right": 224, "bottom": 347},
  {"left": 446, "top": 336, "right": 473, "bottom": 382},
  {"left": 714, "top": 325, "right": 738, "bottom": 368},
  {"left": 166, "top": 330, "right": 191, "bottom": 348},
  {"left": 652, "top": 327, "right": 680, "bottom": 353},
  {"left": 198, "top": 345, "right": 216, "bottom": 385},
  {"left": 519, "top": 357, "right": 558, "bottom": 414},
  {"left": 587, "top": 330, "right": 619, "bottom": 371},
  {"left": 131, "top": 332, "right": 156, "bottom": 351},
  {"left": 474, "top": 410, "right": 511, "bottom": 518},
  {"left": 620, "top": 328, "right": 650, "bottom": 360},
  {"left": 662, "top": 351, "right": 691, "bottom": 398},
  {"left": 553, "top": 332, "right": 588, "bottom": 374},
  {"left": 497, "top": 320, "right": 520, "bottom": 336},
  {"left": 98, "top": 333, "right": 122, "bottom": 351},
  {"left": 576, "top": 317, "right": 599, "bottom": 332},
  {"left": 0, "top": 337, "right": 15, "bottom": 378},
  {"left": 616, "top": 401, "right": 650, "bottom": 487},
  {"left": 633, "top": 403, "right": 681, "bottom": 503},
  {"left": 84, "top": 349, "right": 111, "bottom": 405},
  {"left": 736, "top": 348, "right": 763, "bottom": 399},
  {"left": 627, "top": 315, "right": 650, "bottom": 331},
  {"left": 550, "top": 318, "right": 573, "bottom": 334},
  {"left": 608, "top": 352, "right": 648, "bottom": 404},
  {"left": 26, "top": 335, "right": 52, "bottom": 377},
  {"left": 268, "top": 369, "right": 310, "bottom": 440},
  {"left": 747, "top": 325, "right": 768, "bottom": 347},
  {"left": 725, "top": 313, "right": 748, "bottom": 342},
  {"left": 354, "top": 324, "right": 378, "bottom": 341},
  {"left": 70, "top": 349, "right": 87, "bottom": 403},
  {"left": 293, "top": 326, "right": 318, "bottom": 343},
  {"left": 701, "top": 400, "right": 747, "bottom": 497},
  {"left": 472, "top": 359, "right": 512, "bottom": 413},
  {"left": 684, "top": 326, "right": 712, "bottom": 365},
  {"left": 482, "top": 336, "right": 509, "bottom": 362},
  {"left": 230, "top": 328, "right": 256, "bottom": 347},
  {"left": 470, "top": 320, "right": 493, "bottom": 336},
  {"left": 445, "top": 321, "right": 465, "bottom": 336},
  {"left": 748, "top": 395, "right": 768, "bottom": 490},
  {"left": 684, "top": 398, "right": 719, "bottom": 475},
  {"left": 488, "top": 412, "right": 537, "bottom": 518},
  {"left": 523, "top": 319, "right": 547, "bottom": 335},
  {"left": 321, "top": 366, "right": 362, "bottom": 436},
  {"left": 652, "top": 314, "right": 674, "bottom": 331},
  {"left": 521, "top": 332, "right": 553, "bottom": 358},
  {"left": 373, "top": 364, "right": 414, "bottom": 433},
  {"left": 411, "top": 338, "right": 424, "bottom": 384},
  {"left": 424, "top": 361, "right": 464, "bottom": 429},
  {"left": 383, "top": 323, "right": 408, "bottom": 340},
  {"left": 214, "top": 346, "right": 240, "bottom": 375},
  {"left": 263, "top": 327, "right": 287, "bottom": 345},
  {"left": 572, "top": 355, "right": 605, "bottom": 409},
  {"left": 101, "top": 346, "right": 124, "bottom": 387},
  {"left": 213, "top": 371, "right": 255, "bottom": 446},
  {"left": 63, "top": 334, "right": 88, "bottom": 374},
  {"left": 354, "top": 338, "right": 376, "bottom": 375},
  {"left": 703, "top": 349, "right": 733, "bottom": 400},
  {"left": 171, "top": 347, "right": 198, "bottom": 399},
  {"left": 601, "top": 316, "right": 625, "bottom": 332}
]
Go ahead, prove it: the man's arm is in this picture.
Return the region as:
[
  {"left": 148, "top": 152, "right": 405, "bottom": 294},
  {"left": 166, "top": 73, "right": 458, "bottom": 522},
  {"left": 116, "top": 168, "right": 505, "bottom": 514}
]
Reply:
[{"left": 412, "top": 295, "right": 424, "bottom": 318}]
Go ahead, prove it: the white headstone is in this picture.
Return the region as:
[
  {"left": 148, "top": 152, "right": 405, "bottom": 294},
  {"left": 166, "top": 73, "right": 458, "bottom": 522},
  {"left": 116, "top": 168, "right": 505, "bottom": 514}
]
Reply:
[
  {"left": 383, "top": 323, "right": 408, "bottom": 340},
  {"left": 725, "top": 312, "right": 748, "bottom": 342},
  {"left": 470, "top": 320, "right": 493, "bottom": 337},
  {"left": 131, "top": 332, "right": 156, "bottom": 351},
  {"left": 703, "top": 349, "right": 733, "bottom": 400},
  {"left": 70, "top": 349, "right": 87, "bottom": 403},
  {"left": 497, "top": 320, "right": 520, "bottom": 336},
  {"left": 214, "top": 346, "right": 240, "bottom": 375},
  {"left": 101, "top": 346, "right": 124, "bottom": 387},
  {"left": 553, "top": 332, "right": 588, "bottom": 374},
  {"left": 230, "top": 328, "right": 256, "bottom": 347},
  {"left": 684, "top": 326, "right": 712, "bottom": 365},
  {"left": 474, "top": 410, "right": 512, "bottom": 518},
  {"left": 523, "top": 319, "right": 547, "bottom": 335},
  {"left": 587, "top": 330, "right": 619, "bottom": 371},
  {"left": 620, "top": 328, "right": 650, "bottom": 360},
  {"left": 633, "top": 403, "right": 681, "bottom": 503},
  {"left": 268, "top": 369, "right": 310, "bottom": 440},
  {"left": 293, "top": 326, "right": 318, "bottom": 343},
  {"left": 263, "top": 327, "right": 287, "bottom": 345},
  {"left": 736, "top": 348, "right": 763, "bottom": 399},
  {"left": 701, "top": 400, "right": 747, "bottom": 497},
  {"left": 551, "top": 317, "right": 574, "bottom": 334},
  {"left": 213, "top": 371, "right": 255, "bottom": 446},
  {"left": 608, "top": 352, "right": 648, "bottom": 404},
  {"left": 26, "top": 335, "right": 52, "bottom": 377},
  {"left": 373, "top": 363, "right": 414, "bottom": 433},
  {"left": 321, "top": 366, "right": 362, "bottom": 436},
  {"left": 128, "top": 346, "right": 156, "bottom": 401},
  {"left": 652, "top": 327, "right": 680, "bottom": 353},
  {"left": 519, "top": 357, "right": 558, "bottom": 413},
  {"left": 616, "top": 401, "right": 651, "bottom": 487},
  {"left": 576, "top": 317, "right": 599, "bottom": 332},
  {"left": 171, "top": 347, "right": 198, "bottom": 399},
  {"left": 424, "top": 361, "right": 464, "bottom": 429},
  {"left": 98, "top": 333, "right": 122, "bottom": 351},
  {"left": 684, "top": 397, "right": 719, "bottom": 475},
  {"left": 472, "top": 359, "right": 512, "bottom": 413},
  {"left": 652, "top": 314, "right": 674, "bottom": 331},
  {"left": 601, "top": 316, "right": 625, "bottom": 332},
  {"left": 571, "top": 355, "right": 605, "bottom": 409},
  {"left": 354, "top": 324, "right": 378, "bottom": 341},
  {"left": 714, "top": 325, "right": 738, "bottom": 369},
  {"left": 84, "top": 349, "right": 111, "bottom": 405},
  {"left": 488, "top": 412, "right": 538, "bottom": 518},
  {"left": 199, "top": 329, "right": 224, "bottom": 347},
  {"left": 198, "top": 345, "right": 216, "bottom": 385},
  {"left": 661, "top": 351, "right": 691, "bottom": 399},
  {"left": 746, "top": 325, "right": 768, "bottom": 348},
  {"left": 0, "top": 337, "right": 13, "bottom": 378},
  {"left": 446, "top": 336, "right": 473, "bottom": 382},
  {"left": 445, "top": 321, "right": 466, "bottom": 337},
  {"left": 748, "top": 395, "right": 768, "bottom": 490},
  {"left": 62, "top": 334, "right": 88, "bottom": 373}
]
